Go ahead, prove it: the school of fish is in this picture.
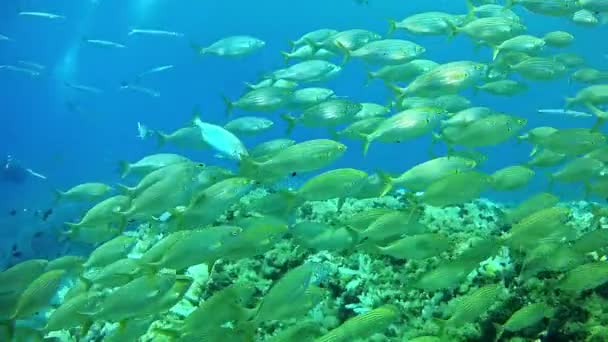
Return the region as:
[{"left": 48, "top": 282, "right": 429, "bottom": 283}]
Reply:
[{"left": 4, "top": 0, "right": 608, "bottom": 341}]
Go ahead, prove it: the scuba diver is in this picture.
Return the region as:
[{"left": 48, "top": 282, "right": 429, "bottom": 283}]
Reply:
[{"left": 1, "top": 155, "right": 47, "bottom": 183}]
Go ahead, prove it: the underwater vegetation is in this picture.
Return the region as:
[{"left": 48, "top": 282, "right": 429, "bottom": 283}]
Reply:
[{"left": 4, "top": 0, "right": 608, "bottom": 341}]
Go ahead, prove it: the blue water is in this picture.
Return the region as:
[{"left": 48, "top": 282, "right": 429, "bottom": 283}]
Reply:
[{"left": 0, "top": 0, "right": 606, "bottom": 261}]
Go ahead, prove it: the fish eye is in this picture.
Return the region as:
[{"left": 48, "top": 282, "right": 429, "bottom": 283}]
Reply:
[{"left": 231, "top": 230, "right": 239, "bottom": 236}]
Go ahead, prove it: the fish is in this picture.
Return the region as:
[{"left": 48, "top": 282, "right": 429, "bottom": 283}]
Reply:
[
  {"left": 490, "top": 165, "right": 535, "bottom": 191},
  {"left": 95, "top": 272, "right": 182, "bottom": 322},
  {"left": 224, "top": 116, "right": 274, "bottom": 136},
  {"left": 441, "top": 107, "right": 494, "bottom": 128},
  {"left": 179, "top": 283, "right": 254, "bottom": 340},
  {"left": 249, "top": 139, "right": 296, "bottom": 161},
  {"left": 44, "top": 291, "right": 102, "bottom": 332},
  {"left": 142, "top": 226, "right": 244, "bottom": 270},
  {"left": 572, "top": 9, "right": 600, "bottom": 25},
  {"left": 290, "top": 29, "right": 339, "bottom": 47},
  {"left": 193, "top": 35, "right": 265, "bottom": 57},
  {"left": 549, "top": 156, "right": 604, "bottom": 185},
  {"left": 451, "top": 16, "right": 527, "bottom": 45},
  {"left": 18, "top": 11, "right": 66, "bottom": 20},
  {"left": 476, "top": 79, "right": 528, "bottom": 96},
  {"left": 281, "top": 45, "right": 336, "bottom": 64},
  {"left": 580, "top": 0, "right": 608, "bottom": 11},
  {"left": 558, "top": 262, "right": 608, "bottom": 293},
  {"left": 535, "top": 128, "right": 606, "bottom": 156},
  {"left": 537, "top": 108, "right": 593, "bottom": 117},
  {"left": 520, "top": 243, "right": 584, "bottom": 279},
  {"left": 254, "top": 264, "right": 326, "bottom": 323},
  {"left": 223, "top": 86, "right": 293, "bottom": 115},
  {"left": 118, "top": 153, "right": 191, "bottom": 179},
  {"left": 357, "top": 208, "right": 426, "bottom": 242},
  {"left": 492, "top": 35, "right": 546, "bottom": 60},
  {"left": 0, "top": 65, "right": 41, "bottom": 77},
  {"left": 11, "top": 269, "right": 66, "bottom": 319},
  {"left": 375, "top": 233, "right": 450, "bottom": 260},
  {"left": 288, "top": 87, "right": 335, "bottom": 109},
  {"left": 392, "top": 156, "right": 477, "bottom": 191},
  {"left": 84, "top": 235, "right": 137, "bottom": 268},
  {"left": 439, "top": 113, "right": 527, "bottom": 148},
  {"left": 312, "top": 29, "right": 382, "bottom": 54},
  {"left": 390, "top": 61, "right": 488, "bottom": 98},
  {"left": 509, "top": 57, "right": 567, "bottom": 81},
  {"left": 389, "top": 12, "right": 464, "bottom": 36},
  {"left": 17, "top": 60, "right": 45, "bottom": 70},
  {"left": 167, "top": 177, "right": 254, "bottom": 231},
  {"left": 135, "top": 64, "right": 174, "bottom": 81},
  {"left": 420, "top": 170, "right": 491, "bottom": 207},
  {"left": 435, "top": 283, "right": 504, "bottom": 333},
  {"left": 505, "top": 0, "right": 581, "bottom": 17},
  {"left": 571, "top": 68, "right": 608, "bottom": 84},
  {"left": 154, "top": 126, "right": 209, "bottom": 149},
  {"left": 192, "top": 115, "right": 249, "bottom": 161},
  {"left": 65, "top": 195, "right": 131, "bottom": 229},
  {"left": 315, "top": 305, "right": 399, "bottom": 342},
  {"left": 342, "top": 39, "right": 426, "bottom": 65},
  {"left": 282, "top": 98, "right": 362, "bottom": 134},
  {"left": 412, "top": 258, "right": 481, "bottom": 291},
  {"left": 366, "top": 59, "right": 438, "bottom": 85},
  {"left": 292, "top": 168, "right": 369, "bottom": 208},
  {"left": 336, "top": 117, "right": 385, "bottom": 142},
  {"left": 504, "top": 192, "right": 560, "bottom": 224},
  {"left": 240, "top": 139, "right": 346, "bottom": 181},
  {"left": 127, "top": 29, "right": 184, "bottom": 38},
  {"left": 83, "top": 38, "right": 127, "bottom": 49},
  {"left": 54, "top": 182, "right": 113, "bottom": 202},
  {"left": 495, "top": 303, "right": 554, "bottom": 335},
  {"left": 292, "top": 221, "right": 358, "bottom": 251},
  {"left": 543, "top": 30, "right": 575, "bottom": 47},
  {"left": 362, "top": 107, "right": 445, "bottom": 155},
  {"left": 267, "top": 60, "right": 342, "bottom": 83},
  {"left": 64, "top": 82, "right": 103, "bottom": 94},
  {"left": 119, "top": 82, "right": 160, "bottom": 97}
]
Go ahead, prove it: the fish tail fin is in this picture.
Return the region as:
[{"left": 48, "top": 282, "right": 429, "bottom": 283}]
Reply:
[
  {"left": 190, "top": 41, "right": 205, "bottom": 55},
  {"left": 386, "top": 82, "right": 406, "bottom": 97},
  {"left": 362, "top": 135, "right": 372, "bottom": 157},
  {"left": 491, "top": 46, "right": 500, "bottom": 61},
  {"left": 303, "top": 38, "right": 320, "bottom": 54},
  {"left": 444, "top": 19, "right": 459, "bottom": 40},
  {"left": 364, "top": 71, "right": 374, "bottom": 86},
  {"left": 336, "top": 42, "right": 351, "bottom": 65},
  {"left": 492, "top": 323, "right": 504, "bottom": 342},
  {"left": 588, "top": 104, "right": 608, "bottom": 131},
  {"left": 118, "top": 161, "right": 131, "bottom": 179},
  {"left": 564, "top": 97, "right": 575, "bottom": 109},
  {"left": 278, "top": 190, "right": 302, "bottom": 211},
  {"left": 387, "top": 19, "right": 397, "bottom": 35},
  {"left": 53, "top": 189, "right": 64, "bottom": 203},
  {"left": 280, "top": 51, "right": 290, "bottom": 65},
  {"left": 376, "top": 170, "right": 394, "bottom": 197},
  {"left": 238, "top": 155, "right": 260, "bottom": 178},
  {"left": 287, "top": 39, "right": 296, "bottom": 48},
  {"left": 280, "top": 113, "right": 297, "bottom": 135},
  {"left": 154, "top": 130, "right": 167, "bottom": 148},
  {"left": 115, "top": 184, "right": 133, "bottom": 196},
  {"left": 64, "top": 222, "right": 80, "bottom": 230},
  {"left": 546, "top": 173, "right": 555, "bottom": 192},
  {"left": 221, "top": 94, "right": 234, "bottom": 116},
  {"left": 504, "top": 0, "right": 515, "bottom": 10},
  {"left": 433, "top": 318, "right": 448, "bottom": 337},
  {"left": 464, "top": 0, "right": 476, "bottom": 19}
]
